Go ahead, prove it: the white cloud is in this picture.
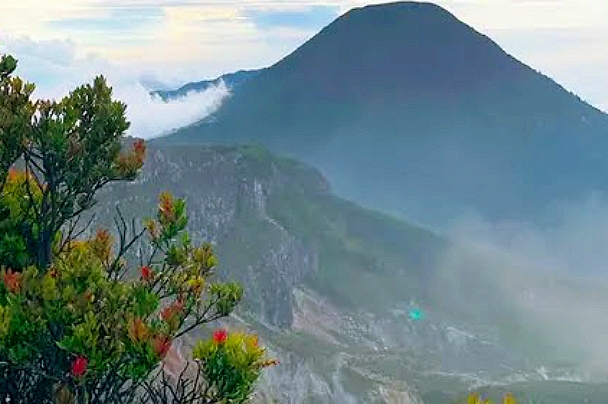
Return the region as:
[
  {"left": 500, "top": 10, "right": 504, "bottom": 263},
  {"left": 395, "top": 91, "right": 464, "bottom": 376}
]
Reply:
[
  {"left": 0, "top": 0, "right": 607, "bottom": 120},
  {"left": 115, "top": 81, "right": 229, "bottom": 139},
  {"left": 0, "top": 33, "right": 229, "bottom": 140}
]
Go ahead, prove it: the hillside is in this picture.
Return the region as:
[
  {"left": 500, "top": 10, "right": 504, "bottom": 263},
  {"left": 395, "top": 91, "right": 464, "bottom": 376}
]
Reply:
[
  {"left": 151, "top": 69, "right": 261, "bottom": 101},
  {"left": 96, "top": 142, "right": 447, "bottom": 326},
  {"left": 153, "top": 1, "right": 608, "bottom": 227},
  {"left": 88, "top": 142, "right": 608, "bottom": 403}
]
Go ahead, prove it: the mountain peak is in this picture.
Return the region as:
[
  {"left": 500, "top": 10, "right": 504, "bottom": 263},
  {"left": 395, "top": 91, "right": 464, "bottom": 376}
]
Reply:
[
  {"left": 157, "top": 1, "right": 608, "bottom": 226},
  {"left": 349, "top": 1, "right": 454, "bottom": 14},
  {"left": 324, "top": 0, "right": 462, "bottom": 40},
  {"left": 266, "top": 0, "right": 523, "bottom": 100}
]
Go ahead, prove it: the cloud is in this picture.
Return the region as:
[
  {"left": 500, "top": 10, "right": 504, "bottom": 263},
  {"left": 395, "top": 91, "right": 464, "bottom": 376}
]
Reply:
[
  {"left": 47, "top": 6, "right": 166, "bottom": 48},
  {"left": 0, "top": 0, "right": 606, "bottom": 110},
  {"left": 429, "top": 192, "right": 608, "bottom": 377},
  {"left": 0, "top": 35, "right": 76, "bottom": 67},
  {"left": 0, "top": 33, "right": 229, "bottom": 140},
  {"left": 1, "top": 0, "right": 606, "bottom": 131},
  {"left": 49, "top": 6, "right": 165, "bottom": 32},
  {"left": 243, "top": 5, "right": 340, "bottom": 30},
  {"left": 484, "top": 25, "right": 608, "bottom": 111},
  {"left": 115, "top": 80, "right": 229, "bottom": 139},
  {"left": 0, "top": 33, "right": 86, "bottom": 88}
]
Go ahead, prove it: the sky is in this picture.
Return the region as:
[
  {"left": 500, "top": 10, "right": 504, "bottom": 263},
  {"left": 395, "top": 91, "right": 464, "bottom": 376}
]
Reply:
[{"left": 0, "top": 0, "right": 607, "bottom": 138}]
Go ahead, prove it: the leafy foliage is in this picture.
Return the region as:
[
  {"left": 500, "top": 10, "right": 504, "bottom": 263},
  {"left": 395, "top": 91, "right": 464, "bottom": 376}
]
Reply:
[
  {"left": 0, "top": 53, "right": 277, "bottom": 404},
  {"left": 461, "top": 392, "right": 518, "bottom": 404},
  {"left": 193, "top": 330, "right": 279, "bottom": 402}
]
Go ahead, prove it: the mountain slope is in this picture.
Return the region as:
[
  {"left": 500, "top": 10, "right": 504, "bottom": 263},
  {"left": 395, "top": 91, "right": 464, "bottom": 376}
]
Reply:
[
  {"left": 89, "top": 142, "right": 608, "bottom": 403},
  {"left": 96, "top": 143, "right": 447, "bottom": 326},
  {"left": 154, "top": 1, "right": 608, "bottom": 227},
  {"left": 151, "top": 69, "right": 261, "bottom": 101}
]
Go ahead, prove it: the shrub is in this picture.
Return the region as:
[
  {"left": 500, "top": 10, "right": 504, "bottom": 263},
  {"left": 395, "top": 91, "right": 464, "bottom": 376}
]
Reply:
[
  {"left": 0, "top": 53, "right": 277, "bottom": 404},
  {"left": 463, "top": 392, "right": 517, "bottom": 404}
]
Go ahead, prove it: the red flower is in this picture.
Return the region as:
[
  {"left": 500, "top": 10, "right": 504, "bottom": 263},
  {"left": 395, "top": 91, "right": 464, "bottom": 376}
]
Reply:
[
  {"left": 71, "top": 356, "right": 88, "bottom": 378},
  {"left": 141, "top": 266, "right": 153, "bottom": 282},
  {"left": 152, "top": 335, "right": 172, "bottom": 358},
  {"left": 212, "top": 328, "right": 228, "bottom": 344},
  {"left": 3, "top": 269, "right": 21, "bottom": 293}
]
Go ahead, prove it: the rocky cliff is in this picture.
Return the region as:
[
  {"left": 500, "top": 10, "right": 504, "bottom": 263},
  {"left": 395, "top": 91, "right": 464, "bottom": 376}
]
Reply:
[
  {"left": 96, "top": 144, "right": 327, "bottom": 328},
  {"left": 89, "top": 143, "right": 608, "bottom": 403}
]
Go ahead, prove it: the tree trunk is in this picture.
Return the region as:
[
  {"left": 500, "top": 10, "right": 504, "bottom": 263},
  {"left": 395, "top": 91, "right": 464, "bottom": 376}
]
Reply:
[{"left": 37, "top": 228, "right": 53, "bottom": 271}]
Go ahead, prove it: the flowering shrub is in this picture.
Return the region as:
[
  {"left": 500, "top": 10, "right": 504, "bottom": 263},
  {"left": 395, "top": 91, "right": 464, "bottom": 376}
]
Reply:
[
  {"left": 191, "top": 329, "right": 279, "bottom": 402},
  {"left": 0, "top": 53, "right": 277, "bottom": 404},
  {"left": 464, "top": 392, "right": 517, "bottom": 404}
]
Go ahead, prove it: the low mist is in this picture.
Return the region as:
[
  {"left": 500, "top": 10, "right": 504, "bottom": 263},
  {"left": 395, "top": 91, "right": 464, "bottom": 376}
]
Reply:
[
  {"left": 0, "top": 33, "right": 230, "bottom": 140},
  {"left": 33, "top": 68, "right": 231, "bottom": 141},
  {"left": 113, "top": 80, "right": 229, "bottom": 140},
  {"left": 429, "top": 191, "right": 608, "bottom": 379}
]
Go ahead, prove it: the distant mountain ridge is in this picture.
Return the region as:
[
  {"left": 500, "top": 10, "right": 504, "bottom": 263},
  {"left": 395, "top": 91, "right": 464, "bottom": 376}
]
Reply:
[
  {"left": 151, "top": 69, "right": 261, "bottom": 101},
  {"left": 153, "top": 1, "right": 608, "bottom": 228}
]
